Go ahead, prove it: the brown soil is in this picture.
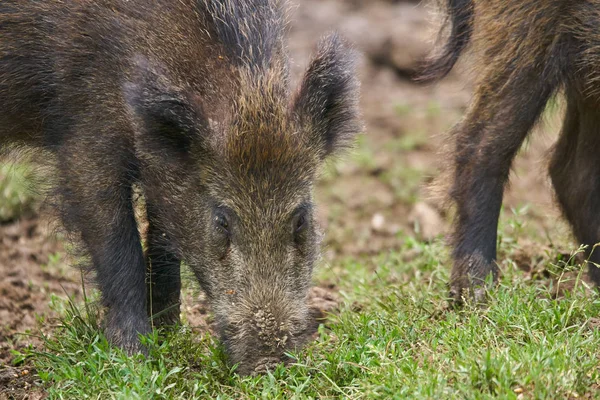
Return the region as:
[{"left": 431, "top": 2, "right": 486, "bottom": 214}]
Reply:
[
  {"left": 0, "top": 218, "right": 80, "bottom": 398},
  {"left": 0, "top": 0, "right": 569, "bottom": 396},
  {"left": 0, "top": 366, "right": 43, "bottom": 400},
  {"left": 0, "top": 219, "right": 78, "bottom": 361}
]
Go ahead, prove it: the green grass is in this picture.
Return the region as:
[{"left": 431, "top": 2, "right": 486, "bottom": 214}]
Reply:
[
  {"left": 384, "top": 132, "right": 429, "bottom": 153},
  {"left": 380, "top": 164, "right": 427, "bottom": 205},
  {"left": 17, "top": 225, "right": 600, "bottom": 399},
  {"left": 0, "top": 161, "right": 38, "bottom": 222},
  {"left": 4, "top": 153, "right": 600, "bottom": 398}
]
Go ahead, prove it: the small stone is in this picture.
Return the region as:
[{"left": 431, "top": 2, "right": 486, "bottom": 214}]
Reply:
[
  {"left": 409, "top": 202, "right": 445, "bottom": 241},
  {"left": 371, "top": 213, "right": 386, "bottom": 232}
]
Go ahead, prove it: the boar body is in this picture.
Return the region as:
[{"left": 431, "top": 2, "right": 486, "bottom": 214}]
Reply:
[
  {"left": 425, "top": 0, "right": 600, "bottom": 302},
  {"left": 0, "top": 0, "right": 361, "bottom": 374}
]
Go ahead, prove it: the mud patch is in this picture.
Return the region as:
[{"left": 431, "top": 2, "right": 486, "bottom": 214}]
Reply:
[
  {"left": 506, "top": 240, "right": 592, "bottom": 298},
  {"left": 0, "top": 218, "right": 80, "bottom": 367},
  {"left": 0, "top": 367, "right": 44, "bottom": 400}
]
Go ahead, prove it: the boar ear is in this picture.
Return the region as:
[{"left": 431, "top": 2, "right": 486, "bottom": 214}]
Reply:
[
  {"left": 292, "top": 33, "right": 363, "bottom": 159},
  {"left": 123, "top": 55, "right": 208, "bottom": 156}
]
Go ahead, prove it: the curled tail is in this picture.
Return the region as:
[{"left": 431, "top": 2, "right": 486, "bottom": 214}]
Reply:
[{"left": 419, "top": 0, "right": 474, "bottom": 82}]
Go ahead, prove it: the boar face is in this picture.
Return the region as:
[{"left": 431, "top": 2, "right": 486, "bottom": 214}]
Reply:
[
  {"left": 125, "top": 34, "right": 361, "bottom": 374},
  {"left": 199, "top": 147, "right": 320, "bottom": 375}
]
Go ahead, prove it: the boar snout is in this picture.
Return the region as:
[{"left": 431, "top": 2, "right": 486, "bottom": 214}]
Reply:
[{"left": 219, "top": 300, "right": 310, "bottom": 376}]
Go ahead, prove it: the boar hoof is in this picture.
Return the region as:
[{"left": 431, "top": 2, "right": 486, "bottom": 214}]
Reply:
[
  {"left": 449, "top": 255, "right": 499, "bottom": 306},
  {"left": 105, "top": 316, "right": 151, "bottom": 356},
  {"left": 448, "top": 282, "right": 489, "bottom": 307}
]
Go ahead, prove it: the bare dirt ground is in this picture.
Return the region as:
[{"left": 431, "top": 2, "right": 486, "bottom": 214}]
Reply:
[
  {"left": 291, "top": 0, "right": 564, "bottom": 258},
  {"left": 0, "top": 0, "right": 568, "bottom": 397}
]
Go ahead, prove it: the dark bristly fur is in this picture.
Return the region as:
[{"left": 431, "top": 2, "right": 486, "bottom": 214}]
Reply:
[
  {"left": 0, "top": 0, "right": 362, "bottom": 375},
  {"left": 424, "top": 0, "right": 600, "bottom": 302},
  {"left": 198, "top": 0, "right": 286, "bottom": 70},
  {"left": 420, "top": 0, "right": 474, "bottom": 82}
]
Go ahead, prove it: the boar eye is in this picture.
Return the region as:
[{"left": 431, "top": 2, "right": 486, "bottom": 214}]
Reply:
[
  {"left": 215, "top": 213, "right": 229, "bottom": 233},
  {"left": 293, "top": 210, "right": 309, "bottom": 236},
  {"left": 295, "top": 214, "right": 307, "bottom": 232}
]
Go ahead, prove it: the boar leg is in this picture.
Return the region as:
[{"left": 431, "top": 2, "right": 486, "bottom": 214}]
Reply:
[
  {"left": 58, "top": 140, "right": 149, "bottom": 353},
  {"left": 449, "top": 68, "right": 558, "bottom": 303},
  {"left": 146, "top": 204, "right": 181, "bottom": 327},
  {"left": 550, "top": 90, "right": 600, "bottom": 286}
]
